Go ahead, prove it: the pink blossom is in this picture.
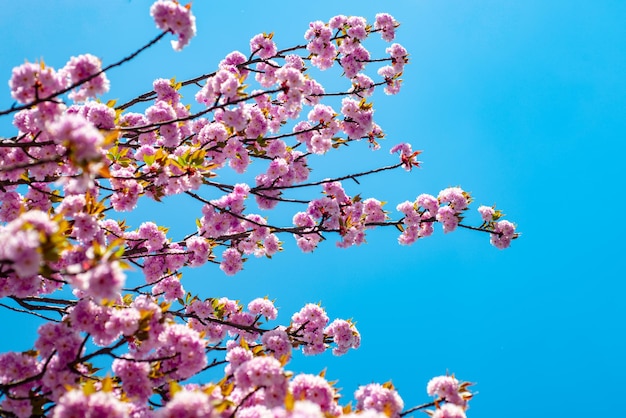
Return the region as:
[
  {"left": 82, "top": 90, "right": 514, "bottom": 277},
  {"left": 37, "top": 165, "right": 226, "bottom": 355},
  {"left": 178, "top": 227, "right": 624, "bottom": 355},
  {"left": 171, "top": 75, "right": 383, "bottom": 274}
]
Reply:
[
  {"left": 225, "top": 344, "right": 253, "bottom": 376},
  {"left": 153, "top": 77, "right": 180, "bottom": 104},
  {"left": 248, "top": 298, "right": 278, "bottom": 320},
  {"left": 77, "top": 260, "right": 126, "bottom": 301},
  {"left": 438, "top": 187, "right": 469, "bottom": 212},
  {"left": 220, "top": 248, "right": 244, "bottom": 275},
  {"left": 355, "top": 383, "right": 404, "bottom": 418},
  {"left": 325, "top": 319, "right": 361, "bottom": 355},
  {"left": 478, "top": 205, "right": 496, "bottom": 222},
  {"left": 234, "top": 356, "right": 287, "bottom": 407},
  {"left": 186, "top": 236, "right": 211, "bottom": 267},
  {"left": 2, "top": 229, "right": 41, "bottom": 278},
  {"left": 436, "top": 205, "right": 459, "bottom": 233},
  {"left": 363, "top": 198, "right": 386, "bottom": 223},
  {"left": 62, "top": 54, "right": 110, "bottom": 102},
  {"left": 9, "top": 62, "right": 65, "bottom": 104},
  {"left": 390, "top": 142, "right": 420, "bottom": 171},
  {"left": 351, "top": 73, "right": 375, "bottom": 97},
  {"left": 416, "top": 194, "right": 439, "bottom": 217},
  {"left": 386, "top": 43, "right": 409, "bottom": 73},
  {"left": 0, "top": 190, "right": 23, "bottom": 222},
  {"left": 250, "top": 33, "right": 278, "bottom": 59},
  {"left": 48, "top": 113, "right": 104, "bottom": 165},
  {"left": 490, "top": 220, "right": 517, "bottom": 249},
  {"left": 158, "top": 389, "right": 214, "bottom": 418},
  {"left": 152, "top": 275, "right": 185, "bottom": 301},
  {"left": 138, "top": 221, "right": 167, "bottom": 252},
  {"left": 291, "top": 304, "right": 329, "bottom": 355},
  {"left": 427, "top": 376, "right": 466, "bottom": 406},
  {"left": 261, "top": 327, "right": 291, "bottom": 360},
  {"left": 53, "top": 390, "right": 128, "bottom": 418},
  {"left": 290, "top": 374, "right": 339, "bottom": 415},
  {"left": 431, "top": 404, "right": 467, "bottom": 418},
  {"left": 150, "top": 0, "right": 197, "bottom": 51},
  {"left": 112, "top": 358, "right": 152, "bottom": 402},
  {"left": 375, "top": 13, "right": 397, "bottom": 41},
  {"left": 157, "top": 323, "right": 207, "bottom": 380}
]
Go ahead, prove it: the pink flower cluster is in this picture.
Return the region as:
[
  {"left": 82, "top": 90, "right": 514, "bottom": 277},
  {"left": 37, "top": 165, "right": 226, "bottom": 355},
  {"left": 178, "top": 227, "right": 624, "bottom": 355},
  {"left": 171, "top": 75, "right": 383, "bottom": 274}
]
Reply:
[
  {"left": 155, "top": 323, "right": 208, "bottom": 380},
  {"left": 0, "top": 351, "right": 42, "bottom": 417},
  {"left": 396, "top": 188, "right": 469, "bottom": 244},
  {"left": 390, "top": 142, "right": 421, "bottom": 171},
  {"left": 324, "top": 319, "right": 361, "bottom": 355},
  {"left": 48, "top": 113, "right": 104, "bottom": 166},
  {"left": 426, "top": 375, "right": 467, "bottom": 407},
  {"left": 374, "top": 13, "right": 398, "bottom": 42},
  {"left": 62, "top": 54, "right": 110, "bottom": 102},
  {"left": 234, "top": 356, "right": 288, "bottom": 407},
  {"left": 491, "top": 219, "right": 517, "bottom": 249},
  {"left": 9, "top": 62, "right": 65, "bottom": 104},
  {"left": 427, "top": 375, "right": 473, "bottom": 418},
  {"left": 53, "top": 390, "right": 127, "bottom": 418},
  {"left": 378, "top": 43, "right": 408, "bottom": 95},
  {"left": 292, "top": 182, "right": 387, "bottom": 251},
  {"left": 0, "top": 210, "right": 60, "bottom": 298},
  {"left": 290, "top": 374, "right": 341, "bottom": 415},
  {"left": 150, "top": 0, "right": 197, "bottom": 51},
  {"left": 304, "top": 14, "right": 407, "bottom": 95},
  {"left": 355, "top": 383, "right": 404, "bottom": 418},
  {"left": 9, "top": 54, "right": 110, "bottom": 106}
]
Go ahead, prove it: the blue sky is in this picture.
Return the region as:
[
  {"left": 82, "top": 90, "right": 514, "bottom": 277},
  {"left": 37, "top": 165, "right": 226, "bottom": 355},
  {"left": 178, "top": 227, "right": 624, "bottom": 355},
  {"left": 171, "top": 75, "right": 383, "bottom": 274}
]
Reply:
[{"left": 1, "top": 1, "right": 625, "bottom": 417}]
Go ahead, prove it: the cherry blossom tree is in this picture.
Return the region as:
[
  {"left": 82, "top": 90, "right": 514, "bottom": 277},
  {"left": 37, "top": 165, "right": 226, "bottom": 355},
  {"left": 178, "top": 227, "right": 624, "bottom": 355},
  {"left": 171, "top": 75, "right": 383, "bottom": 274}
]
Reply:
[{"left": 0, "top": 1, "right": 517, "bottom": 417}]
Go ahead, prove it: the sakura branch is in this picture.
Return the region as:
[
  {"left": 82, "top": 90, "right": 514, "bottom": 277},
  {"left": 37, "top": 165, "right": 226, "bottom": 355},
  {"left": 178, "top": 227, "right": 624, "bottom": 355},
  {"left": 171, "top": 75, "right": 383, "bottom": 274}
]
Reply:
[{"left": 0, "top": 1, "right": 517, "bottom": 416}]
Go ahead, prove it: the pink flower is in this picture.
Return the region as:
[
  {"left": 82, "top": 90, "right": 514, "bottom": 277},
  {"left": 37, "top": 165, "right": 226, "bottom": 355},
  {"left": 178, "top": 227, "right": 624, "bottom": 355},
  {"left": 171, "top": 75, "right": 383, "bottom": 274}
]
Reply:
[
  {"left": 490, "top": 220, "right": 516, "bottom": 249},
  {"left": 291, "top": 304, "right": 329, "bottom": 355},
  {"left": 220, "top": 247, "right": 244, "bottom": 275},
  {"left": 157, "top": 324, "right": 207, "bottom": 380},
  {"left": 53, "top": 390, "right": 127, "bottom": 418},
  {"left": 112, "top": 358, "right": 152, "bottom": 402},
  {"left": 48, "top": 113, "right": 104, "bottom": 165},
  {"left": 478, "top": 205, "right": 496, "bottom": 222},
  {"left": 436, "top": 205, "right": 459, "bottom": 233},
  {"left": 159, "top": 389, "right": 214, "bottom": 418},
  {"left": 150, "top": 0, "right": 197, "bottom": 51},
  {"left": 62, "top": 54, "right": 110, "bottom": 102},
  {"left": 250, "top": 33, "right": 278, "bottom": 59},
  {"left": 9, "top": 62, "right": 66, "bottom": 104},
  {"left": 390, "top": 142, "right": 421, "bottom": 171},
  {"left": 416, "top": 194, "right": 439, "bottom": 217},
  {"left": 290, "top": 374, "right": 339, "bottom": 414},
  {"left": 375, "top": 13, "right": 398, "bottom": 41},
  {"left": 261, "top": 327, "right": 291, "bottom": 360},
  {"left": 186, "top": 236, "right": 211, "bottom": 267},
  {"left": 431, "top": 404, "right": 467, "bottom": 418},
  {"left": 355, "top": 383, "right": 404, "bottom": 417},
  {"left": 438, "top": 187, "right": 469, "bottom": 212},
  {"left": 225, "top": 344, "right": 253, "bottom": 375},
  {"left": 2, "top": 229, "right": 42, "bottom": 278},
  {"left": 138, "top": 221, "right": 167, "bottom": 252},
  {"left": 363, "top": 198, "right": 386, "bottom": 223},
  {"left": 234, "top": 357, "right": 287, "bottom": 407},
  {"left": 77, "top": 261, "right": 126, "bottom": 302},
  {"left": 325, "top": 319, "right": 361, "bottom": 355},
  {"left": 427, "top": 376, "right": 466, "bottom": 407},
  {"left": 248, "top": 298, "right": 278, "bottom": 320},
  {"left": 152, "top": 275, "right": 185, "bottom": 301},
  {"left": 153, "top": 77, "right": 180, "bottom": 104}
]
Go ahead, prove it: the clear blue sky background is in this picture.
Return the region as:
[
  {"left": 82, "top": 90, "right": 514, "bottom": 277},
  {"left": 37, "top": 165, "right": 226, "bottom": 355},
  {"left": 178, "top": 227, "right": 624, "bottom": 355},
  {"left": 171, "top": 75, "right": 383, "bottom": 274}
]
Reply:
[{"left": 1, "top": 1, "right": 625, "bottom": 417}]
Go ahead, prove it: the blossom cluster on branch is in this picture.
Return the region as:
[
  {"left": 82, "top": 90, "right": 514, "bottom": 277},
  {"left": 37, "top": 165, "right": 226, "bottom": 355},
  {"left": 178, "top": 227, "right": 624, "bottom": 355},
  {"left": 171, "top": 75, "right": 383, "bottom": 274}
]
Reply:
[{"left": 0, "top": 1, "right": 517, "bottom": 416}]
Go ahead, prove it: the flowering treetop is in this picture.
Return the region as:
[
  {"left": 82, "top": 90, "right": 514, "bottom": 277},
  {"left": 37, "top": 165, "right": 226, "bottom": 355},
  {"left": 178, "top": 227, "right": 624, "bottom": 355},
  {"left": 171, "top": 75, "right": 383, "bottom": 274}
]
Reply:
[{"left": 0, "top": 1, "right": 517, "bottom": 417}]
